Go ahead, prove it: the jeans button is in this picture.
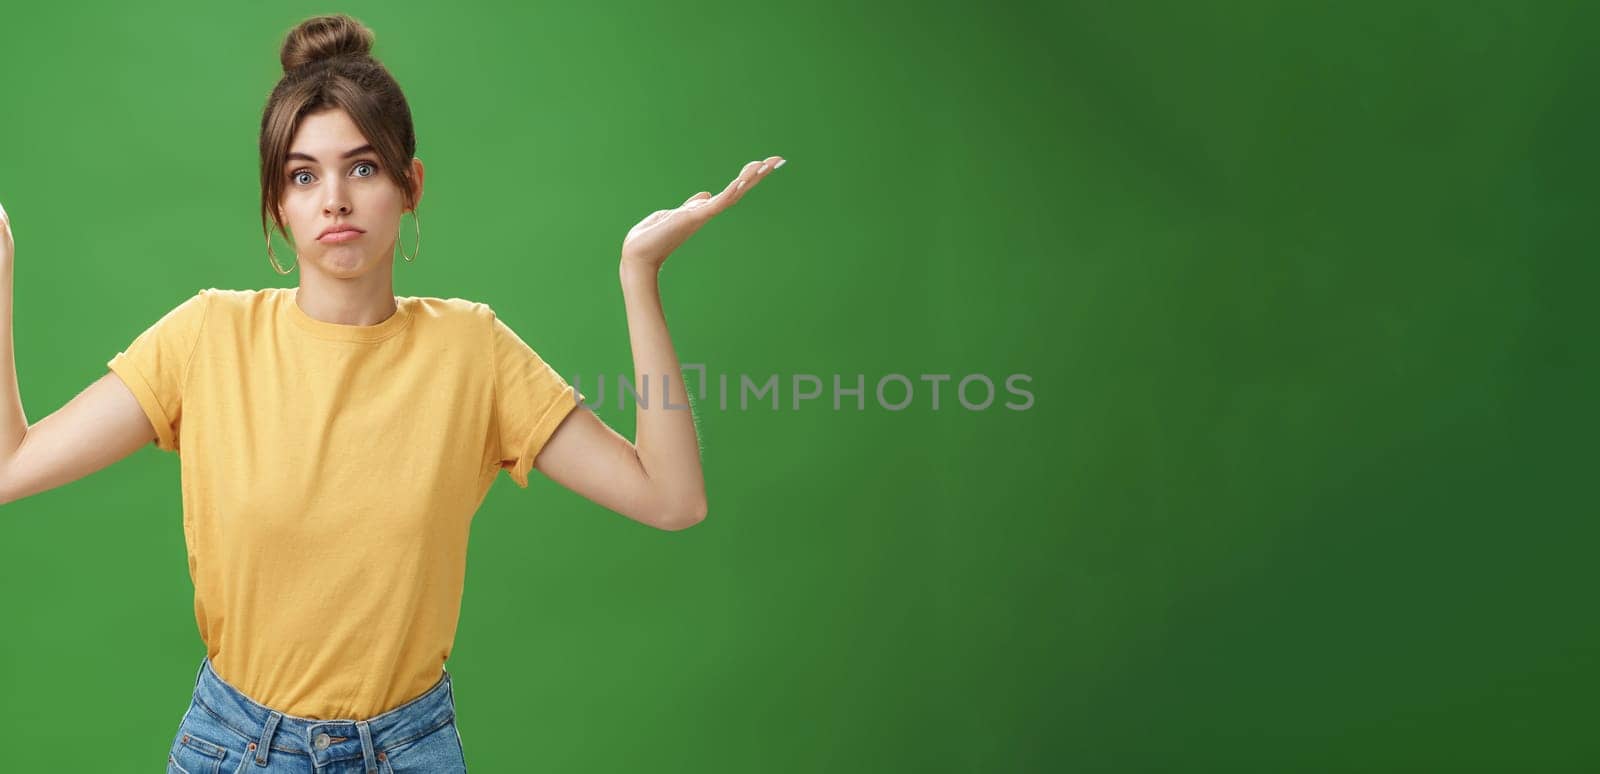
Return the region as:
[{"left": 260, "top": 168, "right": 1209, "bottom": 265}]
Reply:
[{"left": 314, "top": 732, "right": 331, "bottom": 750}]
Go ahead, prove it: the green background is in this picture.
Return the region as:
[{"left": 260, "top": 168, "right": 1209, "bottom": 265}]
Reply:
[{"left": 1, "top": 1, "right": 1594, "bottom": 771}]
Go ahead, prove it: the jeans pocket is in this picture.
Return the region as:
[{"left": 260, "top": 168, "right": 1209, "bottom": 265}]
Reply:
[
  {"left": 168, "top": 728, "right": 227, "bottom": 774},
  {"left": 380, "top": 716, "right": 467, "bottom": 773}
]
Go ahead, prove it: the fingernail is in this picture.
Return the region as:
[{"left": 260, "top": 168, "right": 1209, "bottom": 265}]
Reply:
[
  {"left": 774, "top": 159, "right": 786, "bottom": 170},
  {"left": 757, "top": 164, "right": 769, "bottom": 174},
  {"left": 736, "top": 180, "right": 745, "bottom": 190}
]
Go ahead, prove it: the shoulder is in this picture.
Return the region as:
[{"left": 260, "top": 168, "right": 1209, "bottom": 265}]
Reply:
[
  {"left": 184, "top": 287, "right": 279, "bottom": 331},
  {"left": 403, "top": 295, "right": 497, "bottom": 342},
  {"left": 145, "top": 286, "right": 219, "bottom": 330},
  {"left": 404, "top": 294, "right": 489, "bottom": 318},
  {"left": 431, "top": 298, "right": 549, "bottom": 353},
  {"left": 404, "top": 295, "right": 490, "bottom": 321},
  {"left": 197, "top": 286, "right": 279, "bottom": 313}
]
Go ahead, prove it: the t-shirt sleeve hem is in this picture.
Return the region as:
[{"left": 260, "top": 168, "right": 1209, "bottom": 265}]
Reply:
[
  {"left": 503, "top": 384, "right": 580, "bottom": 489},
  {"left": 107, "top": 353, "right": 178, "bottom": 452}
]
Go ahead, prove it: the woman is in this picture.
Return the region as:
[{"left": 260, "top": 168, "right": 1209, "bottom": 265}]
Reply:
[{"left": 0, "top": 13, "right": 781, "bottom": 773}]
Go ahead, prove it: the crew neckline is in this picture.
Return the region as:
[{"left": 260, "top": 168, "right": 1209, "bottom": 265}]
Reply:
[{"left": 283, "top": 287, "right": 414, "bottom": 342}]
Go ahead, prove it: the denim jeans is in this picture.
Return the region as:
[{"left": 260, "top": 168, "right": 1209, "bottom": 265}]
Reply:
[{"left": 166, "top": 657, "right": 468, "bottom": 773}]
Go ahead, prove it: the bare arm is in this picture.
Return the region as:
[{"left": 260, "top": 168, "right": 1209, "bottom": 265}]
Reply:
[
  {"left": 533, "top": 261, "right": 709, "bottom": 531},
  {"left": 0, "top": 373, "right": 158, "bottom": 506},
  {"left": 531, "top": 156, "right": 781, "bottom": 530},
  {"left": 0, "top": 201, "right": 19, "bottom": 462},
  {"left": 0, "top": 201, "right": 159, "bottom": 507}
]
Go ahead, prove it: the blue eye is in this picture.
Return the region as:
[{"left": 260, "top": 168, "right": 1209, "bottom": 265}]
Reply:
[{"left": 289, "top": 161, "right": 380, "bottom": 186}]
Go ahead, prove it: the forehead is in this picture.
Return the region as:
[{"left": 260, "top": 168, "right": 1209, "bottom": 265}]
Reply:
[{"left": 288, "top": 109, "right": 369, "bottom": 155}]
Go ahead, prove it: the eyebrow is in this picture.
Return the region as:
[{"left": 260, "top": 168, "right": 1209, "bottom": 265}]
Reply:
[{"left": 286, "top": 144, "right": 375, "bottom": 164}]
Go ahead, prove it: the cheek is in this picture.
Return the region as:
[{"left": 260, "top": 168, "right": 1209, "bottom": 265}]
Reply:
[
  {"left": 368, "top": 183, "right": 407, "bottom": 209},
  {"left": 280, "top": 192, "right": 310, "bottom": 220}
]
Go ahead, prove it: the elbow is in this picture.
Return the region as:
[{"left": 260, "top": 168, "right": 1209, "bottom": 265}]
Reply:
[{"left": 656, "top": 498, "right": 708, "bottom": 532}]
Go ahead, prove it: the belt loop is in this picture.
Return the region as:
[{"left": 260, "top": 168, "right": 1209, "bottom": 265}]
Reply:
[
  {"left": 194, "top": 657, "right": 207, "bottom": 688},
  {"left": 254, "top": 711, "right": 282, "bottom": 767},
  {"left": 357, "top": 719, "right": 378, "bottom": 774}
]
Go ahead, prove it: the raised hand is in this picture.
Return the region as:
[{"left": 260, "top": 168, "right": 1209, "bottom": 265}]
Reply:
[{"left": 620, "top": 155, "right": 785, "bottom": 271}]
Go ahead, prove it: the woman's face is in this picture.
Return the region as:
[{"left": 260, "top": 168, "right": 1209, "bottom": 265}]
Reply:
[{"left": 277, "top": 107, "right": 423, "bottom": 279}]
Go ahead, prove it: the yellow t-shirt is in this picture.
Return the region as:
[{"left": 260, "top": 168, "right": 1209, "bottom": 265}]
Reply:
[{"left": 106, "top": 286, "right": 583, "bottom": 720}]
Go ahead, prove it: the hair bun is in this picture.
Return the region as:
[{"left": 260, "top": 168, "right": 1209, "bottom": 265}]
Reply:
[{"left": 280, "top": 14, "right": 375, "bottom": 73}]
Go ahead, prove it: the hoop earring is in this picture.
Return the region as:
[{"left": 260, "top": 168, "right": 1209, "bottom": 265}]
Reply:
[
  {"left": 398, "top": 209, "right": 421, "bottom": 263},
  {"left": 265, "top": 230, "right": 297, "bottom": 275}
]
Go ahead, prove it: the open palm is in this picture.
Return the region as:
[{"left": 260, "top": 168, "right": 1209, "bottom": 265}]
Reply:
[{"left": 621, "top": 155, "right": 784, "bottom": 270}]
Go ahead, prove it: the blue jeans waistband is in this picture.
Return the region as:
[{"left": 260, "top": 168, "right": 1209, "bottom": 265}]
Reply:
[{"left": 189, "top": 656, "right": 455, "bottom": 769}]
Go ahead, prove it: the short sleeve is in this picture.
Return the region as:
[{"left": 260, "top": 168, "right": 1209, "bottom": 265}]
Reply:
[
  {"left": 106, "top": 289, "right": 212, "bottom": 453},
  {"left": 489, "top": 307, "right": 585, "bottom": 488}
]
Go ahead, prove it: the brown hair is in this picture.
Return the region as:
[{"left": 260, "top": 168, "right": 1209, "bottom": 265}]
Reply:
[{"left": 259, "top": 14, "right": 417, "bottom": 244}]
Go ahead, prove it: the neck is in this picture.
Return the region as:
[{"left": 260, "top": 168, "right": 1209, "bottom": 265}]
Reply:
[{"left": 293, "top": 266, "right": 398, "bottom": 326}]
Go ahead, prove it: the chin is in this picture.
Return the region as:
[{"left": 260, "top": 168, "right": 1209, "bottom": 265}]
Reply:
[{"left": 313, "top": 249, "right": 381, "bottom": 278}]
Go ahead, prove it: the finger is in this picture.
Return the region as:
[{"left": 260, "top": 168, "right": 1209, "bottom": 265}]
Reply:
[
  {"left": 727, "top": 156, "right": 785, "bottom": 204},
  {"left": 709, "top": 160, "right": 765, "bottom": 213},
  {"left": 739, "top": 155, "right": 784, "bottom": 198},
  {"left": 718, "top": 160, "right": 763, "bottom": 198}
]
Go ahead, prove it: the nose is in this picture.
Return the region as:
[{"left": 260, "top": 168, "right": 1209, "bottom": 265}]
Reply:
[{"left": 324, "top": 186, "right": 351, "bottom": 216}]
